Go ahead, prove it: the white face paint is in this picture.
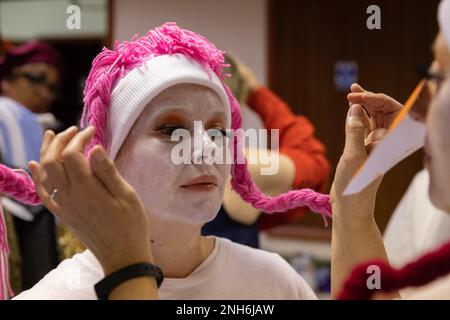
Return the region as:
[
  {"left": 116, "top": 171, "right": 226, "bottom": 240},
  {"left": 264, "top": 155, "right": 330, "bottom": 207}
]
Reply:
[{"left": 115, "top": 84, "right": 232, "bottom": 225}]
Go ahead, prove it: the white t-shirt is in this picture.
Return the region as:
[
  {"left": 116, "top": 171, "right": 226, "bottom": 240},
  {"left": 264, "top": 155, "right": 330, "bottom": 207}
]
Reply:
[
  {"left": 13, "top": 237, "right": 317, "bottom": 300},
  {"left": 384, "top": 169, "right": 450, "bottom": 268},
  {"left": 403, "top": 274, "right": 450, "bottom": 299}
]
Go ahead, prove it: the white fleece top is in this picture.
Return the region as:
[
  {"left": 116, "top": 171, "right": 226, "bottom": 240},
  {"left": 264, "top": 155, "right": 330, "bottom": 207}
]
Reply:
[
  {"left": 384, "top": 169, "right": 450, "bottom": 268},
  {"left": 14, "top": 237, "right": 317, "bottom": 300}
]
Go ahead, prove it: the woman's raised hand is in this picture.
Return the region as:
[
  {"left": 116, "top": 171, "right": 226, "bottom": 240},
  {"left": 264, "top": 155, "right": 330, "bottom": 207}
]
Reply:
[
  {"left": 347, "top": 83, "right": 403, "bottom": 152},
  {"left": 28, "top": 126, "right": 153, "bottom": 275}
]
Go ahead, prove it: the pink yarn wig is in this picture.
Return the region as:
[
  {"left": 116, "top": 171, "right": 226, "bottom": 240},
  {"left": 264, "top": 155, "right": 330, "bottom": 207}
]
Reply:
[
  {"left": 81, "top": 22, "right": 332, "bottom": 220},
  {"left": 0, "top": 22, "right": 331, "bottom": 297}
]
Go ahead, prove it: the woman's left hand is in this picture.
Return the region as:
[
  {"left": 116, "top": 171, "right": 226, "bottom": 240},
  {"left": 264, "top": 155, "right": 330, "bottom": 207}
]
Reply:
[{"left": 28, "top": 126, "right": 153, "bottom": 275}]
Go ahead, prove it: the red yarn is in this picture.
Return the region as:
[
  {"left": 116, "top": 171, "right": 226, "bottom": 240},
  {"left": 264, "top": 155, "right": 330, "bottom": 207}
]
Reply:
[{"left": 338, "top": 240, "right": 450, "bottom": 299}]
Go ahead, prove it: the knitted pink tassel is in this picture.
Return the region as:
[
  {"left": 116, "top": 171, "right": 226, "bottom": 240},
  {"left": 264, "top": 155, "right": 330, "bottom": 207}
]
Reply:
[
  {"left": 0, "top": 164, "right": 40, "bottom": 299},
  {"left": 0, "top": 206, "right": 13, "bottom": 299},
  {"left": 0, "top": 164, "right": 41, "bottom": 206}
]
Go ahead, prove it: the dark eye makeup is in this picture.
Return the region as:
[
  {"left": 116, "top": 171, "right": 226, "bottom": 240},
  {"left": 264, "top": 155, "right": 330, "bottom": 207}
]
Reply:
[
  {"left": 155, "top": 124, "right": 228, "bottom": 139},
  {"left": 155, "top": 125, "right": 188, "bottom": 136}
]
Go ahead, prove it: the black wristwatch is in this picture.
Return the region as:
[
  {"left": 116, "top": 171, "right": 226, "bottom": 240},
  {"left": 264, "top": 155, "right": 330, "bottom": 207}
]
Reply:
[{"left": 95, "top": 263, "right": 164, "bottom": 300}]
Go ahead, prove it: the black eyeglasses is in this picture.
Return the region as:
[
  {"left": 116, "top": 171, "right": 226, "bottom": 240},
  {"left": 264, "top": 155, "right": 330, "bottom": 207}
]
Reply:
[
  {"left": 417, "top": 65, "right": 446, "bottom": 91},
  {"left": 11, "top": 71, "right": 60, "bottom": 94}
]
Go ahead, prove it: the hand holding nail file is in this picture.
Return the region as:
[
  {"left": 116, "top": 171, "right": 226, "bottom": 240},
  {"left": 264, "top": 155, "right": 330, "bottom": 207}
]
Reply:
[{"left": 343, "top": 80, "right": 427, "bottom": 195}]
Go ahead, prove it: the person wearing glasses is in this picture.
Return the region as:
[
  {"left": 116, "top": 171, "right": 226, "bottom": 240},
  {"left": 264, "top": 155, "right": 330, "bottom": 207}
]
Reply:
[
  {"left": 338, "top": 43, "right": 450, "bottom": 275},
  {"left": 0, "top": 41, "right": 63, "bottom": 293},
  {"left": 332, "top": 15, "right": 450, "bottom": 298},
  {"left": 354, "top": 51, "right": 450, "bottom": 298}
]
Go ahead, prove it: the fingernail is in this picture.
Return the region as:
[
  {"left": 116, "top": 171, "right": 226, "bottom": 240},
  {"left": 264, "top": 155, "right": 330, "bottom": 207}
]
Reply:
[
  {"left": 348, "top": 117, "right": 364, "bottom": 128},
  {"left": 45, "top": 129, "right": 56, "bottom": 137},
  {"left": 93, "top": 147, "right": 106, "bottom": 163},
  {"left": 350, "top": 105, "right": 363, "bottom": 117}
]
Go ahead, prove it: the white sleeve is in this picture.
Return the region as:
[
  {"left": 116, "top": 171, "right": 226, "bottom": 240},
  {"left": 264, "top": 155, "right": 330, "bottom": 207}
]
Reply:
[
  {"left": 294, "top": 272, "right": 318, "bottom": 300},
  {"left": 383, "top": 170, "right": 425, "bottom": 267},
  {"left": 277, "top": 255, "right": 318, "bottom": 300},
  {"left": 13, "top": 251, "right": 102, "bottom": 300}
]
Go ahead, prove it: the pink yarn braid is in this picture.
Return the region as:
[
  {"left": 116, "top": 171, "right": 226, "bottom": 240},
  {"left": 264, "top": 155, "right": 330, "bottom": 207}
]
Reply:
[
  {"left": 0, "top": 165, "right": 41, "bottom": 206},
  {"left": 0, "top": 206, "right": 13, "bottom": 299},
  {"left": 0, "top": 164, "right": 40, "bottom": 298},
  {"left": 223, "top": 85, "right": 332, "bottom": 225}
]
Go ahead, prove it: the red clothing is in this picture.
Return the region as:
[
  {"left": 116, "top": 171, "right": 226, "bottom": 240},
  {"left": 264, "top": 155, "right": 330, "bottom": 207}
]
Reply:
[
  {"left": 338, "top": 240, "right": 450, "bottom": 300},
  {"left": 246, "top": 87, "right": 330, "bottom": 230}
]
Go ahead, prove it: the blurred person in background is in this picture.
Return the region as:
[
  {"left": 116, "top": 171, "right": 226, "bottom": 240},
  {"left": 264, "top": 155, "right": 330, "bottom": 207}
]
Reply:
[
  {"left": 0, "top": 40, "right": 63, "bottom": 292},
  {"left": 344, "top": 55, "right": 450, "bottom": 276},
  {"left": 381, "top": 60, "right": 450, "bottom": 273},
  {"left": 332, "top": 0, "right": 450, "bottom": 296}
]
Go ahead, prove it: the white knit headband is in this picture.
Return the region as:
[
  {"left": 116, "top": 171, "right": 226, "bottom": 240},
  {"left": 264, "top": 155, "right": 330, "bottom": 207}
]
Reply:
[{"left": 106, "top": 53, "right": 231, "bottom": 160}]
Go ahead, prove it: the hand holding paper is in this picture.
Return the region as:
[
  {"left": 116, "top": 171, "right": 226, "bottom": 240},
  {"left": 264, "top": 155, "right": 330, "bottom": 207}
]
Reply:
[
  {"left": 347, "top": 83, "right": 403, "bottom": 152},
  {"left": 343, "top": 80, "right": 429, "bottom": 195}
]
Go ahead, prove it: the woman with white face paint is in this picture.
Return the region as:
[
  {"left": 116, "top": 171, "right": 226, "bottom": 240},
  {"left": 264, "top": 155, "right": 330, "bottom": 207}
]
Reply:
[
  {"left": 0, "top": 23, "right": 333, "bottom": 300},
  {"left": 115, "top": 84, "right": 233, "bottom": 228}
]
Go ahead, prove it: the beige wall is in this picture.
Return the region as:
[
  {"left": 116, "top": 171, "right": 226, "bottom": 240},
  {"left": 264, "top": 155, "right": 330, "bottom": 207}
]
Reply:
[
  {"left": 0, "top": 0, "right": 107, "bottom": 41},
  {"left": 113, "top": 0, "right": 267, "bottom": 84}
]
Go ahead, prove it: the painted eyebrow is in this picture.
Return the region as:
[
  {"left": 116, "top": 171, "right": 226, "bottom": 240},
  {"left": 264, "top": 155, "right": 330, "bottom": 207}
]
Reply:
[
  {"left": 151, "top": 106, "right": 188, "bottom": 120},
  {"left": 210, "top": 110, "right": 228, "bottom": 121},
  {"left": 151, "top": 106, "right": 227, "bottom": 121}
]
